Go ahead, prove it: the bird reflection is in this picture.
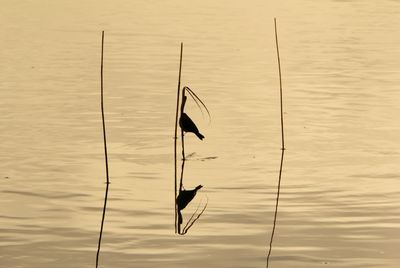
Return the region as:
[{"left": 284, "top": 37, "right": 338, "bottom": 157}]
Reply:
[
  {"left": 178, "top": 185, "right": 203, "bottom": 208},
  {"left": 179, "top": 113, "right": 205, "bottom": 140},
  {"left": 176, "top": 185, "right": 207, "bottom": 234},
  {"left": 177, "top": 185, "right": 203, "bottom": 211}
]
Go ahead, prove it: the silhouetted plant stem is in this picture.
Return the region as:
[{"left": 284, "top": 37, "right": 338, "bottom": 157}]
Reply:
[
  {"left": 177, "top": 158, "right": 185, "bottom": 234},
  {"left": 96, "top": 30, "right": 110, "bottom": 268},
  {"left": 179, "top": 157, "right": 186, "bottom": 194},
  {"left": 266, "top": 18, "right": 286, "bottom": 268},
  {"left": 180, "top": 88, "right": 187, "bottom": 162},
  {"left": 178, "top": 89, "right": 187, "bottom": 234},
  {"left": 174, "top": 43, "right": 183, "bottom": 234},
  {"left": 275, "top": 19, "right": 285, "bottom": 150}
]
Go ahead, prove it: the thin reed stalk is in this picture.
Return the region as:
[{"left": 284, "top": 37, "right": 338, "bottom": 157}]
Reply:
[
  {"left": 266, "top": 18, "right": 286, "bottom": 268},
  {"left": 180, "top": 90, "right": 186, "bottom": 163},
  {"left": 96, "top": 30, "right": 110, "bottom": 268},
  {"left": 174, "top": 43, "right": 183, "bottom": 234},
  {"left": 179, "top": 156, "right": 186, "bottom": 194},
  {"left": 177, "top": 157, "right": 185, "bottom": 234},
  {"left": 177, "top": 90, "right": 187, "bottom": 234},
  {"left": 275, "top": 19, "right": 285, "bottom": 150}
]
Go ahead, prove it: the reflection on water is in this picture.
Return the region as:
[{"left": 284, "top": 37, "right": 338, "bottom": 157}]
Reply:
[
  {"left": 1, "top": 0, "right": 400, "bottom": 267},
  {"left": 177, "top": 183, "right": 207, "bottom": 235},
  {"left": 177, "top": 185, "right": 203, "bottom": 215}
]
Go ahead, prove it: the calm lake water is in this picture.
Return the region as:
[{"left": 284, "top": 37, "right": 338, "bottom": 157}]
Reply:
[{"left": 1, "top": 1, "right": 400, "bottom": 267}]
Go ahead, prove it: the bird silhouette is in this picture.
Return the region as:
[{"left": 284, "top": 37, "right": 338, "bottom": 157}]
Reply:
[
  {"left": 177, "top": 185, "right": 203, "bottom": 224},
  {"left": 179, "top": 113, "right": 205, "bottom": 140}
]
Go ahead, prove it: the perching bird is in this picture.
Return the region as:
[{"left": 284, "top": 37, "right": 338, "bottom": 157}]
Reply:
[
  {"left": 177, "top": 185, "right": 203, "bottom": 211},
  {"left": 179, "top": 113, "right": 205, "bottom": 140}
]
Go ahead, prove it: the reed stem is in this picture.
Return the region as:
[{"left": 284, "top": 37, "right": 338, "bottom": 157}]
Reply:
[
  {"left": 275, "top": 18, "right": 285, "bottom": 151},
  {"left": 177, "top": 157, "right": 186, "bottom": 234},
  {"left": 177, "top": 70, "right": 187, "bottom": 234},
  {"left": 174, "top": 43, "right": 183, "bottom": 233},
  {"left": 266, "top": 18, "right": 285, "bottom": 268},
  {"left": 180, "top": 88, "right": 187, "bottom": 192},
  {"left": 96, "top": 30, "right": 110, "bottom": 268},
  {"left": 179, "top": 156, "right": 186, "bottom": 195}
]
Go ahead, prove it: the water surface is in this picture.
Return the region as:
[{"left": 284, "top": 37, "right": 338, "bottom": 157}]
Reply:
[{"left": 1, "top": 1, "right": 400, "bottom": 267}]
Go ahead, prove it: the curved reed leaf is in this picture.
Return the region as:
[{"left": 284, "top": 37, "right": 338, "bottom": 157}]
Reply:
[{"left": 183, "top": 86, "right": 211, "bottom": 123}]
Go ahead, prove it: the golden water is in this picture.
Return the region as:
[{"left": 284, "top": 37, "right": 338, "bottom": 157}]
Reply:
[{"left": 1, "top": 1, "right": 400, "bottom": 267}]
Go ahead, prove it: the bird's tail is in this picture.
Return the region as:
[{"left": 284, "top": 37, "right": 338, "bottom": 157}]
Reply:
[
  {"left": 195, "top": 185, "right": 203, "bottom": 191},
  {"left": 195, "top": 132, "right": 205, "bottom": 140}
]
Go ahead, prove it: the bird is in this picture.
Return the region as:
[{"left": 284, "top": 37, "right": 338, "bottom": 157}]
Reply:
[
  {"left": 177, "top": 185, "right": 203, "bottom": 211},
  {"left": 179, "top": 113, "right": 205, "bottom": 140}
]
